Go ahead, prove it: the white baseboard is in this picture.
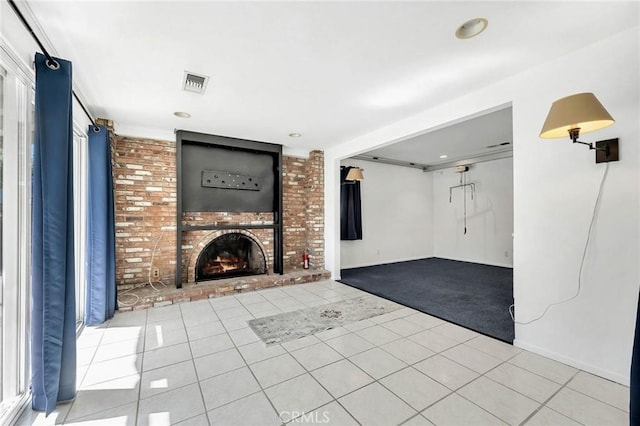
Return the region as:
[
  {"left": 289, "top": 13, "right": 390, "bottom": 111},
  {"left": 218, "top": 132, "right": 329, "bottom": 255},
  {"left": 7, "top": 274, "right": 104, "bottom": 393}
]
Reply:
[
  {"left": 434, "top": 255, "right": 513, "bottom": 269},
  {"left": 341, "top": 255, "right": 434, "bottom": 270},
  {"left": 342, "top": 256, "right": 513, "bottom": 270},
  {"left": 513, "top": 339, "right": 629, "bottom": 386}
]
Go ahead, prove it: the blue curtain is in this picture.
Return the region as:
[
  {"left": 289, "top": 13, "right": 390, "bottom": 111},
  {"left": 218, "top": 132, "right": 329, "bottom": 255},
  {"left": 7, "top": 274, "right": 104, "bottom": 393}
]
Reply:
[
  {"left": 340, "top": 166, "right": 362, "bottom": 240},
  {"left": 631, "top": 294, "right": 640, "bottom": 423},
  {"left": 31, "top": 53, "right": 76, "bottom": 413},
  {"left": 85, "top": 125, "right": 116, "bottom": 325}
]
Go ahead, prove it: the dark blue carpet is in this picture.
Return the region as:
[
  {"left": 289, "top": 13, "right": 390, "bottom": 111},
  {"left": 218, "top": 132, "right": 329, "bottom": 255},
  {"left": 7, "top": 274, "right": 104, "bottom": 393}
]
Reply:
[{"left": 340, "top": 257, "right": 514, "bottom": 343}]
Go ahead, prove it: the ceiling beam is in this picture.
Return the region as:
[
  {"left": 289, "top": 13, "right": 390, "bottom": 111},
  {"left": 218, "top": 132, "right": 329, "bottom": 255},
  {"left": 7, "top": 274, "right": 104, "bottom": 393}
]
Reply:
[
  {"left": 351, "top": 148, "right": 512, "bottom": 172},
  {"left": 423, "top": 149, "right": 512, "bottom": 172},
  {"left": 350, "top": 155, "right": 428, "bottom": 170}
]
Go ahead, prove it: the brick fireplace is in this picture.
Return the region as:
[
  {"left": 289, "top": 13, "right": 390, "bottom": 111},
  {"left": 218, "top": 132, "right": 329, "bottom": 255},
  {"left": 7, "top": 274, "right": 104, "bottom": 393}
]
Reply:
[
  {"left": 181, "top": 214, "right": 275, "bottom": 283},
  {"left": 111, "top": 129, "right": 327, "bottom": 309},
  {"left": 192, "top": 231, "right": 267, "bottom": 281}
]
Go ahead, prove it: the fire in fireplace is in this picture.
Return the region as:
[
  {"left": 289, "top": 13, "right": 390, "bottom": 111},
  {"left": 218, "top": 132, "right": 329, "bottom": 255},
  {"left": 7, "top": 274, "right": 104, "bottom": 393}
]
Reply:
[{"left": 195, "top": 233, "right": 267, "bottom": 281}]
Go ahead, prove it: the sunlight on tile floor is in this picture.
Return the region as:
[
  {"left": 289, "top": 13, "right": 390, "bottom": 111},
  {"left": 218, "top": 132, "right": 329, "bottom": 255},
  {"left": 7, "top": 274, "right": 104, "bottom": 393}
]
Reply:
[{"left": 18, "top": 280, "right": 630, "bottom": 425}]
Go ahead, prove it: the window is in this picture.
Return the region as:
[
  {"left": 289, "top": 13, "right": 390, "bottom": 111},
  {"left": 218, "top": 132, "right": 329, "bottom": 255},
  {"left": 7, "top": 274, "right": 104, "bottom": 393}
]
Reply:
[
  {"left": 0, "top": 45, "right": 34, "bottom": 423},
  {"left": 73, "top": 129, "right": 88, "bottom": 328},
  {"left": 0, "top": 65, "right": 4, "bottom": 408},
  {"left": 0, "top": 40, "right": 90, "bottom": 422}
]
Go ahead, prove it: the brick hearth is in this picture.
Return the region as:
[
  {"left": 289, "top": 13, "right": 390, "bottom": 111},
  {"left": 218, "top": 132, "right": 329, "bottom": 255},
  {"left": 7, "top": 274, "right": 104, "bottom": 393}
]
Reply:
[{"left": 117, "top": 269, "right": 331, "bottom": 311}]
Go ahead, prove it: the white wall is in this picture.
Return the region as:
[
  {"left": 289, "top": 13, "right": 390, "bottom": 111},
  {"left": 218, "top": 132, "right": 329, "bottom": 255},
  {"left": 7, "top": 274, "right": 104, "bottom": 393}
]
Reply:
[
  {"left": 510, "top": 28, "right": 639, "bottom": 386},
  {"left": 340, "top": 159, "right": 433, "bottom": 269},
  {"left": 325, "top": 26, "right": 640, "bottom": 384},
  {"left": 0, "top": 1, "right": 93, "bottom": 131},
  {"left": 432, "top": 157, "right": 513, "bottom": 267}
]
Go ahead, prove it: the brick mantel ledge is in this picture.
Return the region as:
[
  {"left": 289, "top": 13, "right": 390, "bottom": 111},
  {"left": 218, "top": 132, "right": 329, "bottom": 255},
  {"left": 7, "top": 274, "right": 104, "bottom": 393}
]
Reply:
[{"left": 116, "top": 269, "right": 331, "bottom": 311}]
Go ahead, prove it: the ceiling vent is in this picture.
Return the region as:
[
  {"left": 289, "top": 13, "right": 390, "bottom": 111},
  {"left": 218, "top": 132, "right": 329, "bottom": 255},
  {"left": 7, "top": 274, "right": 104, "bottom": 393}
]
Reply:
[{"left": 182, "top": 71, "right": 209, "bottom": 94}]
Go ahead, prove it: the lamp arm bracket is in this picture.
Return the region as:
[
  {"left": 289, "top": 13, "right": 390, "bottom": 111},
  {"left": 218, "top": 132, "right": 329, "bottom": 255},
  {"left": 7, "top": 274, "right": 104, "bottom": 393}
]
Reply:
[
  {"left": 573, "top": 139, "right": 610, "bottom": 155},
  {"left": 572, "top": 139, "right": 593, "bottom": 148}
]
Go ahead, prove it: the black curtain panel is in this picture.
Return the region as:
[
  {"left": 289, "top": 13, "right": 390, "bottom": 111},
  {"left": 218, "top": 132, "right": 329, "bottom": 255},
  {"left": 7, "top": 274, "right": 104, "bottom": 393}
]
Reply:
[
  {"left": 340, "top": 167, "right": 363, "bottom": 240},
  {"left": 631, "top": 294, "right": 640, "bottom": 424}
]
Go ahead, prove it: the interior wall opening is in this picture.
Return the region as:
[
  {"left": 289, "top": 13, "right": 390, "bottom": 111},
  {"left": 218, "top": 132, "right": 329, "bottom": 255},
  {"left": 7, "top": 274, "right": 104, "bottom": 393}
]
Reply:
[{"left": 338, "top": 106, "right": 515, "bottom": 343}]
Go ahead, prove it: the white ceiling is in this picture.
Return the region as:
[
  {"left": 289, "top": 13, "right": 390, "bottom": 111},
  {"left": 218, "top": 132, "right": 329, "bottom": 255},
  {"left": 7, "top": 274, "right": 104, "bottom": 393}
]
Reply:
[
  {"left": 12, "top": 1, "right": 640, "bottom": 153},
  {"left": 365, "top": 106, "right": 513, "bottom": 165}
]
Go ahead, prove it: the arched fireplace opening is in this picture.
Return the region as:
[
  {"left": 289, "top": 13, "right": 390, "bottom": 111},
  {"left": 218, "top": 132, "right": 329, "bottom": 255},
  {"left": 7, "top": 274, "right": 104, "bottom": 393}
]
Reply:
[{"left": 195, "top": 233, "right": 267, "bottom": 281}]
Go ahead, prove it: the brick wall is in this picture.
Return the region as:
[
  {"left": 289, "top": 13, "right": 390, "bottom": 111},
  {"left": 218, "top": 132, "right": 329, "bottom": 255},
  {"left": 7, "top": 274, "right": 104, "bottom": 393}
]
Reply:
[
  {"left": 282, "top": 153, "right": 324, "bottom": 270},
  {"left": 306, "top": 151, "right": 325, "bottom": 269},
  {"left": 113, "top": 136, "right": 177, "bottom": 289},
  {"left": 112, "top": 134, "right": 324, "bottom": 289}
]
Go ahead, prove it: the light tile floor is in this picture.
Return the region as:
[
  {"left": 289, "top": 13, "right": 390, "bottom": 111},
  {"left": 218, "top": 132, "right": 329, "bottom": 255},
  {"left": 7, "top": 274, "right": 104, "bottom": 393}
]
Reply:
[{"left": 18, "top": 280, "right": 630, "bottom": 426}]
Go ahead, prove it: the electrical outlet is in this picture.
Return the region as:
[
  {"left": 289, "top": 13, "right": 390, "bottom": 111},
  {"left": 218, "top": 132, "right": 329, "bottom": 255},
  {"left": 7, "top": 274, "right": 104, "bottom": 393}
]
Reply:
[
  {"left": 376, "top": 249, "right": 381, "bottom": 255},
  {"left": 504, "top": 251, "right": 509, "bottom": 258},
  {"left": 152, "top": 268, "right": 160, "bottom": 278}
]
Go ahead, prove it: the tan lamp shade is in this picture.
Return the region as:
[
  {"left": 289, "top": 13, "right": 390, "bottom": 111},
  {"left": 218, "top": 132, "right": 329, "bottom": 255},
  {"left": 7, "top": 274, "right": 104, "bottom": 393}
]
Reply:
[
  {"left": 539, "top": 92, "right": 615, "bottom": 139},
  {"left": 345, "top": 167, "right": 364, "bottom": 181}
]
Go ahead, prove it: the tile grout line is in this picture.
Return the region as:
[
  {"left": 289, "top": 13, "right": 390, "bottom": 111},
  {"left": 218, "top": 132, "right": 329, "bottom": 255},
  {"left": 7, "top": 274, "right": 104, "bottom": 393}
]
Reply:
[
  {"left": 430, "top": 337, "right": 593, "bottom": 426},
  {"left": 234, "top": 289, "right": 353, "bottom": 423},
  {"left": 217, "top": 298, "right": 288, "bottom": 426},
  {"left": 372, "top": 335, "right": 488, "bottom": 423},
  {"left": 181, "top": 302, "right": 214, "bottom": 426},
  {"left": 64, "top": 312, "right": 148, "bottom": 425},
  {"left": 388, "top": 337, "right": 487, "bottom": 417},
  {"left": 70, "top": 281, "right": 621, "bottom": 426},
  {"left": 66, "top": 311, "right": 149, "bottom": 425},
  {"left": 261, "top": 293, "right": 350, "bottom": 425},
  {"left": 319, "top": 317, "right": 531, "bottom": 424},
  {"left": 69, "top": 293, "right": 471, "bottom": 424},
  {"left": 67, "top": 297, "right": 261, "bottom": 424},
  {"left": 558, "top": 376, "right": 630, "bottom": 414},
  {"left": 64, "top": 341, "right": 100, "bottom": 422},
  {"left": 274, "top": 295, "right": 363, "bottom": 426},
  {"left": 62, "top": 322, "right": 109, "bottom": 424},
  {"left": 314, "top": 325, "right": 492, "bottom": 425},
  {"left": 433, "top": 336, "right": 588, "bottom": 412},
  {"left": 277, "top": 306, "right": 431, "bottom": 423},
  {"left": 442, "top": 346, "right": 538, "bottom": 425},
  {"left": 136, "top": 309, "right": 150, "bottom": 426},
  {"left": 518, "top": 369, "right": 582, "bottom": 426},
  {"left": 242, "top": 294, "right": 474, "bottom": 424}
]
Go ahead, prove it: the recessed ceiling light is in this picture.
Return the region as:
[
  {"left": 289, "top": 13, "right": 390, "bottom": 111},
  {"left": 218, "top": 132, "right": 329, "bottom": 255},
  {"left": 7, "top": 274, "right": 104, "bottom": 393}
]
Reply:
[
  {"left": 455, "top": 18, "right": 488, "bottom": 39},
  {"left": 440, "top": 154, "right": 448, "bottom": 159},
  {"left": 289, "top": 132, "right": 302, "bottom": 138},
  {"left": 174, "top": 111, "right": 191, "bottom": 118}
]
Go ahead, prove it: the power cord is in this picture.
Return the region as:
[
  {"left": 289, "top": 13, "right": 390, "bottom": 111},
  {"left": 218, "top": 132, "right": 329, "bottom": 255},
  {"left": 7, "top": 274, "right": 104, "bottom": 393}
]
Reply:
[
  {"left": 147, "top": 229, "right": 169, "bottom": 292},
  {"left": 117, "top": 228, "right": 173, "bottom": 307},
  {"left": 510, "top": 162, "right": 610, "bottom": 325},
  {"left": 116, "top": 288, "right": 140, "bottom": 307}
]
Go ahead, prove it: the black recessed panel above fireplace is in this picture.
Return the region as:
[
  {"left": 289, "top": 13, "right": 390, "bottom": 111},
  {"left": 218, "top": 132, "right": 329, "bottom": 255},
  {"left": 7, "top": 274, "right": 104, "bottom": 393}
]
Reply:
[{"left": 182, "top": 143, "right": 274, "bottom": 212}]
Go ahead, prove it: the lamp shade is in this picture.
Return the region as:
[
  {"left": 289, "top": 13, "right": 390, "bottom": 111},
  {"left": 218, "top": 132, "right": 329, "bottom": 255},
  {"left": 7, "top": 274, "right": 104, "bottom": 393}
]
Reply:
[
  {"left": 539, "top": 92, "right": 615, "bottom": 139},
  {"left": 345, "top": 167, "right": 364, "bottom": 181}
]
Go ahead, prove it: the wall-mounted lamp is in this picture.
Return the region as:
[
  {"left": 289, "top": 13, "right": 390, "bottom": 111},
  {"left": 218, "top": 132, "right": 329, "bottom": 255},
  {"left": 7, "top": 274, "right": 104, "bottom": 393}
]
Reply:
[
  {"left": 540, "top": 92, "right": 619, "bottom": 163},
  {"left": 345, "top": 167, "right": 364, "bottom": 181}
]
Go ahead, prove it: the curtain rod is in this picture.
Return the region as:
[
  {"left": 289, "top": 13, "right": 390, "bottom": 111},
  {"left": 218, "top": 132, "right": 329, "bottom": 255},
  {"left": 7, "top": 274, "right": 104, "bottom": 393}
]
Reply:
[{"left": 7, "top": 0, "right": 100, "bottom": 132}]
